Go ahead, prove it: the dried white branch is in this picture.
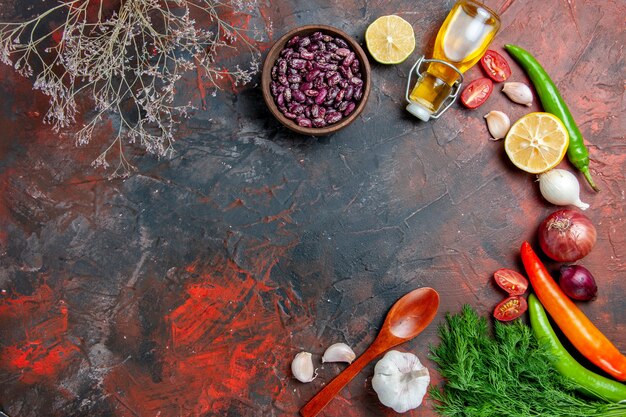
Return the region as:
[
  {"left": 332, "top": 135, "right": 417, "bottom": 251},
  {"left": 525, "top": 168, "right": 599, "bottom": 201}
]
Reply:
[{"left": 0, "top": 0, "right": 265, "bottom": 177}]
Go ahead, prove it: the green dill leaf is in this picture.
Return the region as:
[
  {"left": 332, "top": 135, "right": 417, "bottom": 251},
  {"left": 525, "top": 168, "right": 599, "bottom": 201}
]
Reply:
[{"left": 429, "top": 305, "right": 626, "bottom": 417}]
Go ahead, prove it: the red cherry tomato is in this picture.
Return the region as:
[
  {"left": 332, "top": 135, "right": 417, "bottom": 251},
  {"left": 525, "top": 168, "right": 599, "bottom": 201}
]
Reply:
[
  {"left": 480, "top": 50, "right": 512, "bottom": 82},
  {"left": 460, "top": 77, "right": 493, "bottom": 109},
  {"left": 493, "top": 296, "right": 528, "bottom": 322},
  {"left": 494, "top": 268, "right": 529, "bottom": 296}
]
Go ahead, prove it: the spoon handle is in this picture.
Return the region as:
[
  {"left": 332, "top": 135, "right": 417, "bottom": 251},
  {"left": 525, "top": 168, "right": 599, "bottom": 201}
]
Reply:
[{"left": 300, "top": 342, "right": 385, "bottom": 417}]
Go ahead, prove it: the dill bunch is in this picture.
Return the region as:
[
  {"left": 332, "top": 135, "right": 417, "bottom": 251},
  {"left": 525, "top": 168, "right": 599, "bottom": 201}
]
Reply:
[{"left": 429, "top": 305, "right": 626, "bottom": 417}]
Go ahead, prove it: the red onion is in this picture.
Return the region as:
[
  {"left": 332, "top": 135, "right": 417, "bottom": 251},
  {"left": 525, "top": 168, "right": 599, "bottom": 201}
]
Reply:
[
  {"left": 538, "top": 209, "right": 596, "bottom": 262},
  {"left": 559, "top": 265, "right": 598, "bottom": 301}
]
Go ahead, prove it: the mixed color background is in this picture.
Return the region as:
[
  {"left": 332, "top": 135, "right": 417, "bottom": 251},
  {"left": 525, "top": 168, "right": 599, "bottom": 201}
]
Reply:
[{"left": 0, "top": 0, "right": 625, "bottom": 416}]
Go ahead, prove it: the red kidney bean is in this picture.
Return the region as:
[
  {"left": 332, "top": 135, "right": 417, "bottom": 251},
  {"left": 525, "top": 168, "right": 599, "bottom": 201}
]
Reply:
[
  {"left": 335, "top": 88, "right": 345, "bottom": 102},
  {"left": 304, "top": 89, "right": 319, "bottom": 97},
  {"left": 287, "top": 74, "right": 302, "bottom": 84},
  {"left": 271, "top": 65, "right": 278, "bottom": 80},
  {"left": 316, "top": 62, "right": 336, "bottom": 71},
  {"left": 323, "top": 99, "right": 334, "bottom": 107},
  {"left": 326, "top": 42, "right": 338, "bottom": 52},
  {"left": 299, "top": 37, "right": 311, "bottom": 48},
  {"left": 280, "top": 47, "right": 293, "bottom": 57},
  {"left": 305, "top": 70, "right": 320, "bottom": 82},
  {"left": 278, "top": 59, "right": 287, "bottom": 74},
  {"left": 311, "top": 31, "right": 323, "bottom": 41},
  {"left": 338, "top": 101, "right": 349, "bottom": 112},
  {"left": 283, "top": 88, "right": 292, "bottom": 102},
  {"left": 339, "top": 66, "right": 353, "bottom": 79},
  {"left": 292, "top": 89, "right": 306, "bottom": 102},
  {"left": 312, "top": 117, "right": 326, "bottom": 127},
  {"left": 328, "top": 87, "right": 339, "bottom": 100},
  {"left": 325, "top": 111, "right": 343, "bottom": 124},
  {"left": 343, "top": 102, "right": 356, "bottom": 116},
  {"left": 312, "top": 77, "right": 325, "bottom": 89},
  {"left": 335, "top": 48, "right": 350, "bottom": 57},
  {"left": 339, "top": 79, "right": 349, "bottom": 89},
  {"left": 305, "top": 97, "right": 314, "bottom": 105},
  {"left": 278, "top": 74, "right": 288, "bottom": 86},
  {"left": 317, "top": 106, "right": 327, "bottom": 118},
  {"left": 290, "top": 59, "right": 306, "bottom": 69},
  {"left": 351, "top": 59, "right": 360, "bottom": 72},
  {"left": 297, "top": 117, "right": 312, "bottom": 127},
  {"left": 322, "top": 34, "right": 333, "bottom": 42},
  {"left": 334, "top": 38, "right": 348, "bottom": 48},
  {"left": 344, "top": 85, "right": 354, "bottom": 101},
  {"left": 287, "top": 35, "right": 300, "bottom": 46},
  {"left": 316, "top": 41, "right": 326, "bottom": 51},
  {"left": 315, "top": 88, "right": 328, "bottom": 104},
  {"left": 311, "top": 104, "right": 320, "bottom": 118},
  {"left": 277, "top": 92, "right": 284, "bottom": 107},
  {"left": 304, "top": 107, "right": 311, "bottom": 117},
  {"left": 270, "top": 81, "right": 279, "bottom": 96},
  {"left": 289, "top": 103, "right": 304, "bottom": 115},
  {"left": 307, "top": 43, "right": 319, "bottom": 52},
  {"left": 328, "top": 73, "right": 341, "bottom": 86},
  {"left": 350, "top": 76, "right": 363, "bottom": 86},
  {"left": 300, "top": 49, "right": 315, "bottom": 60},
  {"left": 354, "top": 86, "right": 363, "bottom": 101},
  {"left": 283, "top": 111, "right": 297, "bottom": 119},
  {"left": 343, "top": 52, "right": 355, "bottom": 67},
  {"left": 290, "top": 83, "right": 300, "bottom": 91}
]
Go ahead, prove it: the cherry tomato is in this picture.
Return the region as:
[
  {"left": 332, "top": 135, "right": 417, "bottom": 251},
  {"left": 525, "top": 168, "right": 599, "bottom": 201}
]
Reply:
[
  {"left": 480, "top": 50, "right": 512, "bottom": 82},
  {"left": 494, "top": 268, "right": 529, "bottom": 296},
  {"left": 460, "top": 77, "right": 493, "bottom": 109},
  {"left": 493, "top": 296, "right": 528, "bottom": 322}
]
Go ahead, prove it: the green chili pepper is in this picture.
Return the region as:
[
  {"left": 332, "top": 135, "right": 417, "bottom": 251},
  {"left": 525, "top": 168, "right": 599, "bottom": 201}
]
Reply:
[
  {"left": 528, "top": 294, "right": 626, "bottom": 403},
  {"left": 504, "top": 44, "right": 599, "bottom": 191}
]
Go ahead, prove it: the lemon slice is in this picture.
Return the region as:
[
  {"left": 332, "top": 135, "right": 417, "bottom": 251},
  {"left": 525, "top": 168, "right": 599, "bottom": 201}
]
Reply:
[
  {"left": 365, "top": 15, "right": 416, "bottom": 64},
  {"left": 504, "top": 112, "right": 569, "bottom": 174}
]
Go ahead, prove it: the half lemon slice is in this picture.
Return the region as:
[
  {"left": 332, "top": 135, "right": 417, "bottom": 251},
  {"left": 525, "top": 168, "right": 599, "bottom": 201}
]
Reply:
[
  {"left": 504, "top": 112, "right": 569, "bottom": 174},
  {"left": 365, "top": 15, "right": 416, "bottom": 64}
]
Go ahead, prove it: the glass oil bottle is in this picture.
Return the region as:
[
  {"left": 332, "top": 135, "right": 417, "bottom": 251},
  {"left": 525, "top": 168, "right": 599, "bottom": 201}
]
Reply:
[{"left": 406, "top": 0, "right": 500, "bottom": 121}]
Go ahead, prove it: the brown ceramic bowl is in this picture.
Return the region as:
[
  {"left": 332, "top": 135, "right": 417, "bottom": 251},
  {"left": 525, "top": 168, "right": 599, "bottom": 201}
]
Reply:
[{"left": 261, "top": 25, "right": 371, "bottom": 136}]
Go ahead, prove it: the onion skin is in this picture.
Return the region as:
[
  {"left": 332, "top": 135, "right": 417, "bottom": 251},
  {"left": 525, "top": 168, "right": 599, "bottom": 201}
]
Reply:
[
  {"left": 560, "top": 265, "right": 598, "bottom": 301},
  {"left": 538, "top": 209, "right": 596, "bottom": 262}
]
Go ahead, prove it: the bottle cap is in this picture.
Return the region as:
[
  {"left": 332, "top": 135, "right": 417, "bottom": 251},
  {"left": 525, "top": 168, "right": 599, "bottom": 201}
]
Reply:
[{"left": 406, "top": 103, "right": 432, "bottom": 122}]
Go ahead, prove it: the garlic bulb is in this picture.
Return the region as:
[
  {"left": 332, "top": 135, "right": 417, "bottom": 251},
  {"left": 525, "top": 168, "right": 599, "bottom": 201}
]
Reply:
[
  {"left": 502, "top": 82, "right": 533, "bottom": 106},
  {"left": 371, "top": 350, "right": 430, "bottom": 413},
  {"left": 291, "top": 352, "right": 317, "bottom": 383},
  {"left": 484, "top": 111, "right": 510, "bottom": 140},
  {"left": 322, "top": 343, "right": 356, "bottom": 364},
  {"left": 538, "top": 169, "right": 590, "bottom": 210}
]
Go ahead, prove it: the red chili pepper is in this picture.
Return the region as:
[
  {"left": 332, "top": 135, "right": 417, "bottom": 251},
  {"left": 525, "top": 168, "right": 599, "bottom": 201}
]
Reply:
[{"left": 521, "top": 241, "right": 626, "bottom": 381}]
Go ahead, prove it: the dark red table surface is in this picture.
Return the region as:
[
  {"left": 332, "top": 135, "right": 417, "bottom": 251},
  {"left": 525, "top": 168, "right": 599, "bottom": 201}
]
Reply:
[{"left": 0, "top": 1, "right": 625, "bottom": 416}]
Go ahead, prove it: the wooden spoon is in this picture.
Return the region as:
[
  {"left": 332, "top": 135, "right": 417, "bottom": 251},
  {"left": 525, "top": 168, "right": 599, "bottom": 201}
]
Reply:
[{"left": 300, "top": 287, "right": 440, "bottom": 417}]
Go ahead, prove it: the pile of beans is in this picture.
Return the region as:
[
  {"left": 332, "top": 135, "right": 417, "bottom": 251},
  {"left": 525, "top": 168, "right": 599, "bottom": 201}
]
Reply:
[{"left": 270, "top": 31, "right": 364, "bottom": 128}]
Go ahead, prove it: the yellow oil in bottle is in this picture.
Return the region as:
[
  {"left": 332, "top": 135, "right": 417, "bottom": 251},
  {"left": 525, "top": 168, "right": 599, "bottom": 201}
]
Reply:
[{"left": 407, "top": 0, "right": 500, "bottom": 120}]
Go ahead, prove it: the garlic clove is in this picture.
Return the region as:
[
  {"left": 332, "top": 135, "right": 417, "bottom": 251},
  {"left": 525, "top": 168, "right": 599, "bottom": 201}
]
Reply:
[
  {"left": 484, "top": 110, "right": 511, "bottom": 140},
  {"left": 322, "top": 342, "right": 356, "bottom": 364},
  {"left": 502, "top": 82, "right": 533, "bottom": 106},
  {"left": 291, "top": 352, "right": 317, "bottom": 383}
]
